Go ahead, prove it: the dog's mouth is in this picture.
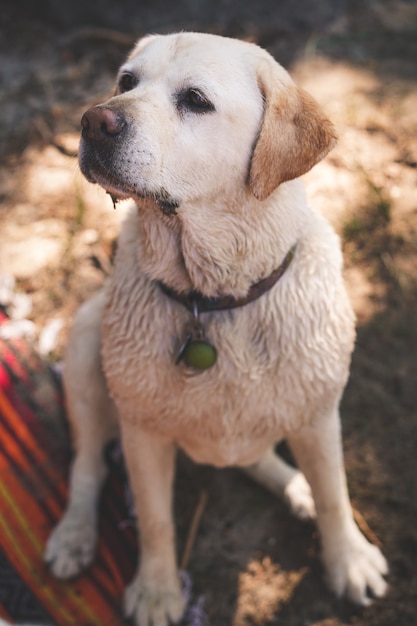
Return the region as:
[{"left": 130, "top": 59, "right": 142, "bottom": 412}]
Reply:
[
  {"left": 79, "top": 147, "right": 137, "bottom": 200},
  {"left": 79, "top": 145, "right": 180, "bottom": 216}
]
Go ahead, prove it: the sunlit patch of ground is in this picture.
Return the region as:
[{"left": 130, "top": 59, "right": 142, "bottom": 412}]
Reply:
[
  {"left": 298, "top": 57, "right": 417, "bottom": 322},
  {"left": 0, "top": 138, "right": 130, "bottom": 350},
  {"left": 233, "top": 557, "right": 307, "bottom": 625}
]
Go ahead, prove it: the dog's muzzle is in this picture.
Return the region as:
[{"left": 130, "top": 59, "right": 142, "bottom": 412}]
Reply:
[{"left": 79, "top": 105, "right": 180, "bottom": 214}]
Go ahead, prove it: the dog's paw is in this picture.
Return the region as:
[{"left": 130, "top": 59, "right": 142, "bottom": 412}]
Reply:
[
  {"left": 284, "top": 471, "right": 316, "bottom": 520},
  {"left": 44, "top": 512, "right": 97, "bottom": 580},
  {"left": 323, "top": 527, "right": 388, "bottom": 605},
  {"left": 124, "top": 574, "right": 186, "bottom": 626}
]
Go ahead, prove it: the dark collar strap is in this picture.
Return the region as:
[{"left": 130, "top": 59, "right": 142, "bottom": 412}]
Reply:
[{"left": 159, "top": 244, "right": 296, "bottom": 314}]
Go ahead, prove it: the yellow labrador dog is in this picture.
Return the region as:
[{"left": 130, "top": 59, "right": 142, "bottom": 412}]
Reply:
[{"left": 45, "top": 32, "right": 388, "bottom": 626}]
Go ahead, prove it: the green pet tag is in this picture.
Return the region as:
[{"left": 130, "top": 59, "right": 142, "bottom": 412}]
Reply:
[
  {"left": 182, "top": 339, "right": 217, "bottom": 370},
  {"left": 175, "top": 301, "right": 217, "bottom": 371},
  {"left": 176, "top": 334, "right": 217, "bottom": 370}
]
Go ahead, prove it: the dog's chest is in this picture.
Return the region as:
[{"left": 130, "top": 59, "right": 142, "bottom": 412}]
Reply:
[
  {"left": 101, "top": 277, "right": 310, "bottom": 464},
  {"left": 101, "top": 237, "right": 353, "bottom": 467}
]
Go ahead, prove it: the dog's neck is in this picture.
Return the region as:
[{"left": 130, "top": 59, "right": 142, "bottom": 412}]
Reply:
[
  {"left": 159, "top": 244, "right": 296, "bottom": 312},
  {"left": 134, "top": 180, "right": 310, "bottom": 298}
]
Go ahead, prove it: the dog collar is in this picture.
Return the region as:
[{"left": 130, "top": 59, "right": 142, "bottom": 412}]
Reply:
[
  {"left": 159, "top": 244, "right": 296, "bottom": 371},
  {"left": 159, "top": 244, "right": 296, "bottom": 313}
]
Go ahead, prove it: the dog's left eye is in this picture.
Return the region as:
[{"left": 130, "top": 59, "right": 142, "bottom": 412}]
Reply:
[
  {"left": 118, "top": 72, "right": 138, "bottom": 93},
  {"left": 179, "top": 88, "right": 214, "bottom": 113}
]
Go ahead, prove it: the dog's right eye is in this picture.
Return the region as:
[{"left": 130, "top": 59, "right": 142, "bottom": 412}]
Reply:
[
  {"left": 118, "top": 72, "right": 138, "bottom": 93},
  {"left": 177, "top": 88, "right": 215, "bottom": 114}
]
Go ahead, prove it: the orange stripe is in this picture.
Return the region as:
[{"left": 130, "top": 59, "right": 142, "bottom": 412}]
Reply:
[
  {"left": 0, "top": 407, "right": 65, "bottom": 520},
  {"left": 0, "top": 490, "right": 79, "bottom": 625},
  {"left": 0, "top": 387, "right": 129, "bottom": 623},
  {"left": 0, "top": 448, "right": 65, "bottom": 522},
  {"left": 0, "top": 388, "right": 51, "bottom": 467},
  {"left": 1, "top": 386, "right": 132, "bottom": 596},
  {"left": 0, "top": 476, "right": 125, "bottom": 626}
]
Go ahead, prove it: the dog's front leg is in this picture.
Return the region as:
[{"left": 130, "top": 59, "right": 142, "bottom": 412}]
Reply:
[
  {"left": 287, "top": 409, "right": 388, "bottom": 606},
  {"left": 45, "top": 291, "right": 119, "bottom": 579},
  {"left": 121, "top": 422, "right": 185, "bottom": 626}
]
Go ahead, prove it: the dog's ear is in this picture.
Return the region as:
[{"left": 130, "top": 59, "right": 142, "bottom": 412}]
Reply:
[{"left": 248, "top": 62, "right": 337, "bottom": 200}]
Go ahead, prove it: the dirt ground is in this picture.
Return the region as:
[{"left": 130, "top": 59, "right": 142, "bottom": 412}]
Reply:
[{"left": 1, "top": 1, "right": 417, "bottom": 625}]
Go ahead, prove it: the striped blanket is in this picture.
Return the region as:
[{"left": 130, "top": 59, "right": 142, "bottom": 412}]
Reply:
[{"left": 0, "top": 313, "right": 137, "bottom": 626}]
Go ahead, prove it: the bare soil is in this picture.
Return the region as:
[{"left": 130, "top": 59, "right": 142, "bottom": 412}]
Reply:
[{"left": 1, "top": 2, "right": 417, "bottom": 625}]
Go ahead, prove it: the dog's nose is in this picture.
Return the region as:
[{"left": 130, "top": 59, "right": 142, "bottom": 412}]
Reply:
[{"left": 81, "top": 106, "right": 126, "bottom": 141}]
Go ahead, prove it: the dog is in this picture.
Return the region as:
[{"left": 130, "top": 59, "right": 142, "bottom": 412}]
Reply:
[{"left": 45, "top": 32, "right": 388, "bottom": 626}]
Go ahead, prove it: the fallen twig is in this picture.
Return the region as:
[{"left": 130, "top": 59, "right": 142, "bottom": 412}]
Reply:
[
  {"left": 181, "top": 490, "right": 208, "bottom": 571},
  {"left": 353, "top": 506, "right": 383, "bottom": 549}
]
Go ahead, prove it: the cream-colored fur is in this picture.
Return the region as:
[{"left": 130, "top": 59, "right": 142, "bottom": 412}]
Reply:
[{"left": 44, "top": 32, "right": 388, "bottom": 626}]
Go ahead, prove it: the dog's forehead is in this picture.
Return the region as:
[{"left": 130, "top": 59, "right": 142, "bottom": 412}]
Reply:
[{"left": 125, "top": 33, "right": 260, "bottom": 87}]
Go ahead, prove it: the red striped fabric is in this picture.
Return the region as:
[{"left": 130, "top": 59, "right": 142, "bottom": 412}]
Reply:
[{"left": 0, "top": 333, "right": 137, "bottom": 626}]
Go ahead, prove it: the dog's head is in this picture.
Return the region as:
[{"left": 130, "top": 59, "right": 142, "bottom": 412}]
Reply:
[{"left": 79, "top": 32, "right": 336, "bottom": 212}]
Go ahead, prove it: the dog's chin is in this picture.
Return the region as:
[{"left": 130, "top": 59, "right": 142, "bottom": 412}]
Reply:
[
  {"left": 80, "top": 159, "right": 180, "bottom": 216},
  {"left": 80, "top": 162, "right": 133, "bottom": 199}
]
